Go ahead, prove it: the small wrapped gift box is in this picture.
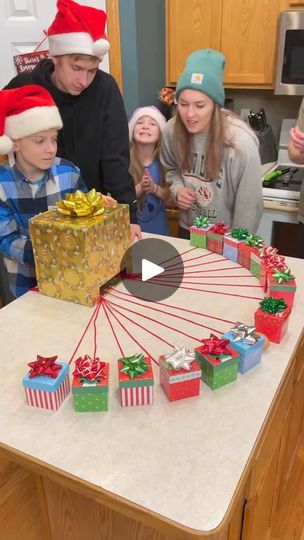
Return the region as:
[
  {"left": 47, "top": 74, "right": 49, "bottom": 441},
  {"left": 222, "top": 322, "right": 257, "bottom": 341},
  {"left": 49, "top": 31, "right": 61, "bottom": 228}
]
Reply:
[
  {"left": 190, "top": 216, "right": 212, "bottom": 249},
  {"left": 29, "top": 190, "right": 130, "bottom": 307},
  {"left": 257, "top": 248, "right": 283, "bottom": 290},
  {"left": 266, "top": 268, "right": 296, "bottom": 308},
  {"left": 118, "top": 354, "right": 154, "bottom": 407},
  {"left": 207, "top": 222, "right": 231, "bottom": 255},
  {"left": 159, "top": 346, "right": 201, "bottom": 401},
  {"left": 238, "top": 235, "right": 264, "bottom": 270},
  {"left": 195, "top": 335, "right": 239, "bottom": 390},
  {"left": 222, "top": 325, "right": 265, "bottom": 374},
  {"left": 72, "top": 356, "right": 109, "bottom": 412},
  {"left": 223, "top": 228, "right": 249, "bottom": 263},
  {"left": 23, "top": 356, "right": 70, "bottom": 411},
  {"left": 250, "top": 252, "right": 262, "bottom": 279},
  {"left": 254, "top": 297, "right": 290, "bottom": 344}
]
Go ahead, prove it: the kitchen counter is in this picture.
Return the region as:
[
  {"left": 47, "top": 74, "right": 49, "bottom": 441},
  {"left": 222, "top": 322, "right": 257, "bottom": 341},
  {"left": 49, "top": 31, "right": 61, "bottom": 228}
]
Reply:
[{"left": 0, "top": 234, "right": 303, "bottom": 539}]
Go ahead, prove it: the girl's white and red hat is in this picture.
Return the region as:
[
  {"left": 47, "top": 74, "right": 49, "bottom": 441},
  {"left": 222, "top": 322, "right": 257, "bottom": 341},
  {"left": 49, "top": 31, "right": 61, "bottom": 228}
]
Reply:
[
  {"left": 0, "top": 85, "right": 63, "bottom": 154},
  {"left": 128, "top": 106, "right": 167, "bottom": 142},
  {"left": 47, "top": 0, "right": 110, "bottom": 59}
]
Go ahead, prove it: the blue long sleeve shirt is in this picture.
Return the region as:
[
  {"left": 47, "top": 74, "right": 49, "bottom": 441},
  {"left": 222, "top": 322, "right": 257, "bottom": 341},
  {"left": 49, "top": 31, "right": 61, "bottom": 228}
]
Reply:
[{"left": 0, "top": 157, "right": 87, "bottom": 298}]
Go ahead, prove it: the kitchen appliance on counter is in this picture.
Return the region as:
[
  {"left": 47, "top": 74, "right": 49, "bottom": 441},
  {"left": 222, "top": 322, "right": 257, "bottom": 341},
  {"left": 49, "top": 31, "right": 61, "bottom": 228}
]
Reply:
[
  {"left": 256, "top": 119, "right": 304, "bottom": 245},
  {"left": 275, "top": 11, "right": 304, "bottom": 95}
]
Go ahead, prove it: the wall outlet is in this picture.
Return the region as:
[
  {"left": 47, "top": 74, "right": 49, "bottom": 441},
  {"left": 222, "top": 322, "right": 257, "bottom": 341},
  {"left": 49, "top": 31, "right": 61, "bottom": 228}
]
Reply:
[{"left": 240, "top": 108, "right": 251, "bottom": 122}]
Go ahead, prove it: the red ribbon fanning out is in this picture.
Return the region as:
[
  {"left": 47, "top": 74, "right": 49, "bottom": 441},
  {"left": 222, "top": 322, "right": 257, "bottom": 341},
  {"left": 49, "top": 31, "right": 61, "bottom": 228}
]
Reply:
[
  {"left": 210, "top": 222, "right": 231, "bottom": 235},
  {"left": 73, "top": 355, "right": 106, "bottom": 382},
  {"left": 200, "top": 334, "right": 231, "bottom": 355},
  {"left": 28, "top": 355, "right": 62, "bottom": 379}
]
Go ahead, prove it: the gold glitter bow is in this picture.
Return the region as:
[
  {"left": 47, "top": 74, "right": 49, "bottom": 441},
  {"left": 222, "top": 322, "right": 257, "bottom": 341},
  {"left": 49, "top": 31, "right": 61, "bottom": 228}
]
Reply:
[{"left": 56, "top": 189, "right": 105, "bottom": 217}]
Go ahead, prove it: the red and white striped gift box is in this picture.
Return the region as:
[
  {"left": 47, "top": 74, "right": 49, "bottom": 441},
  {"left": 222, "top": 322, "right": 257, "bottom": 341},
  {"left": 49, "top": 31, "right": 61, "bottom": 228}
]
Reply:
[
  {"left": 24, "top": 375, "right": 70, "bottom": 411},
  {"left": 119, "top": 385, "right": 154, "bottom": 407},
  {"left": 118, "top": 356, "right": 154, "bottom": 407}
]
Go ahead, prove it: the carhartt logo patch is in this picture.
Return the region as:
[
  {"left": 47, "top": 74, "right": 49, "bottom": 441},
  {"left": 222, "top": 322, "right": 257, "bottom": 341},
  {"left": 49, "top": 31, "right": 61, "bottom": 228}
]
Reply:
[{"left": 191, "top": 73, "right": 204, "bottom": 84}]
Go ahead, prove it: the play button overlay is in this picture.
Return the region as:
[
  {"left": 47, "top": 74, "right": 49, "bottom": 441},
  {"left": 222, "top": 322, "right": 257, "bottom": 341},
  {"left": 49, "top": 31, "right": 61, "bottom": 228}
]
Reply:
[
  {"left": 142, "top": 259, "right": 164, "bottom": 281},
  {"left": 120, "top": 238, "right": 184, "bottom": 302}
]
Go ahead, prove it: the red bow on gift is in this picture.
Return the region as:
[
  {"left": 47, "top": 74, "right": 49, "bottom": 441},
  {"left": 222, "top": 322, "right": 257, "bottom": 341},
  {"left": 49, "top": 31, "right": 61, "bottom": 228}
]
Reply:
[
  {"left": 210, "top": 222, "right": 230, "bottom": 235},
  {"left": 28, "top": 355, "right": 62, "bottom": 379},
  {"left": 200, "top": 334, "right": 231, "bottom": 355},
  {"left": 73, "top": 355, "right": 106, "bottom": 382},
  {"left": 264, "top": 254, "right": 287, "bottom": 271}
]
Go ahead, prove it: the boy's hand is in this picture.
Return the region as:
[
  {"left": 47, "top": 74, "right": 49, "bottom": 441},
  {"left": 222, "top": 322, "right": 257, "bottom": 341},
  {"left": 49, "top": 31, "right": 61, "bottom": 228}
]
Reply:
[
  {"left": 101, "top": 194, "right": 117, "bottom": 206},
  {"left": 290, "top": 126, "right": 304, "bottom": 153},
  {"left": 176, "top": 187, "right": 196, "bottom": 210},
  {"left": 130, "top": 224, "right": 142, "bottom": 242}
]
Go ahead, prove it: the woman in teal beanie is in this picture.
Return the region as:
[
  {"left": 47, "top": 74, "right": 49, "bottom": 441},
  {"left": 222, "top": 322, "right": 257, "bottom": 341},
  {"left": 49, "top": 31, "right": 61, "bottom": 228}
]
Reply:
[{"left": 160, "top": 49, "right": 263, "bottom": 238}]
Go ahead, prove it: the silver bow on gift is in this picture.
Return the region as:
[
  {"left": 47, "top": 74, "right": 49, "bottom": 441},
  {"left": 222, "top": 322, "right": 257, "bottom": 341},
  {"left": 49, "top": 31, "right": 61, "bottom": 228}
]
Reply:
[
  {"left": 163, "top": 346, "right": 195, "bottom": 371},
  {"left": 230, "top": 322, "right": 260, "bottom": 346}
]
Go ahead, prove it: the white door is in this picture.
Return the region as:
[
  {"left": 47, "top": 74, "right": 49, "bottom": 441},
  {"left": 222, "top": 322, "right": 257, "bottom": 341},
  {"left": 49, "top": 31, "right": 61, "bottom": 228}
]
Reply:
[{"left": 0, "top": 0, "right": 109, "bottom": 89}]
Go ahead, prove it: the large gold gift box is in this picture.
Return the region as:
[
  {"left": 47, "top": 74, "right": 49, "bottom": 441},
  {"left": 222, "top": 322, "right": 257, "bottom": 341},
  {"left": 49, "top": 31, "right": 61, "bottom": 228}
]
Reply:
[{"left": 29, "top": 204, "right": 130, "bottom": 306}]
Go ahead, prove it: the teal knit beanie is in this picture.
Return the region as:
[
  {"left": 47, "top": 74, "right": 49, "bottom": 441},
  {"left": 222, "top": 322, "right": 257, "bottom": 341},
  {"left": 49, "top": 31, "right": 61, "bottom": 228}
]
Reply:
[{"left": 175, "top": 49, "right": 225, "bottom": 106}]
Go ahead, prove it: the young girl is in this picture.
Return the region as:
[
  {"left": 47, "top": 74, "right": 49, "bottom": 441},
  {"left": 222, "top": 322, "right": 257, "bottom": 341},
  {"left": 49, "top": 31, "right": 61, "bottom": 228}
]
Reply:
[
  {"left": 129, "top": 106, "right": 170, "bottom": 236},
  {"left": 160, "top": 49, "right": 263, "bottom": 238}
]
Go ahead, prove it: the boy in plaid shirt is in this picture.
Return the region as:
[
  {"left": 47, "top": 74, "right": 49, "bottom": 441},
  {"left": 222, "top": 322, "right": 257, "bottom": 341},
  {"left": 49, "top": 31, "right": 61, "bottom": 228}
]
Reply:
[{"left": 0, "top": 85, "right": 114, "bottom": 298}]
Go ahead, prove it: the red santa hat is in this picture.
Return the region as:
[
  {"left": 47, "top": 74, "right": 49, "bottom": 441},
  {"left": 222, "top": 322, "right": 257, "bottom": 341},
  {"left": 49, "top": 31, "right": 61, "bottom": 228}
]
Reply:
[
  {"left": 0, "top": 85, "right": 63, "bottom": 154},
  {"left": 47, "top": 0, "right": 110, "bottom": 60}
]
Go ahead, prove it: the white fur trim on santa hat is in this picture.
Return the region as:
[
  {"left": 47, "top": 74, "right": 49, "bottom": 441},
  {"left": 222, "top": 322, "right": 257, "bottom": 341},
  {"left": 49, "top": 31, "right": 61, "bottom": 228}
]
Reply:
[
  {"left": 128, "top": 107, "right": 166, "bottom": 142},
  {"left": 5, "top": 106, "right": 63, "bottom": 141},
  {"left": 48, "top": 32, "right": 110, "bottom": 59},
  {"left": 0, "top": 134, "right": 13, "bottom": 154}
]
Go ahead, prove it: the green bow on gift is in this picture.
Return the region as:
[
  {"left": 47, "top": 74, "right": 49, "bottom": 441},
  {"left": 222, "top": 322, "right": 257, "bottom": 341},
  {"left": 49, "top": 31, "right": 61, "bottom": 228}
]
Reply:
[
  {"left": 120, "top": 353, "right": 148, "bottom": 379},
  {"left": 245, "top": 234, "right": 264, "bottom": 247},
  {"left": 231, "top": 228, "right": 249, "bottom": 240},
  {"left": 194, "top": 216, "right": 211, "bottom": 228},
  {"left": 273, "top": 268, "right": 295, "bottom": 284},
  {"left": 259, "top": 297, "right": 287, "bottom": 314}
]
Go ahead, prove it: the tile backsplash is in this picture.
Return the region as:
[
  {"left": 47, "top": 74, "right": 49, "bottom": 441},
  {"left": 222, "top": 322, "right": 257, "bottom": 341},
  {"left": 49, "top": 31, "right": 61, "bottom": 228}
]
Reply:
[{"left": 226, "top": 89, "right": 303, "bottom": 143}]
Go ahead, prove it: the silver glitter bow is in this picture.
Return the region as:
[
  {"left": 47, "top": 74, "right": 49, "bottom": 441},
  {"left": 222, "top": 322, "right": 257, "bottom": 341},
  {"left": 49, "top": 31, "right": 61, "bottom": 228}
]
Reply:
[
  {"left": 230, "top": 322, "right": 260, "bottom": 346},
  {"left": 163, "top": 346, "right": 195, "bottom": 371}
]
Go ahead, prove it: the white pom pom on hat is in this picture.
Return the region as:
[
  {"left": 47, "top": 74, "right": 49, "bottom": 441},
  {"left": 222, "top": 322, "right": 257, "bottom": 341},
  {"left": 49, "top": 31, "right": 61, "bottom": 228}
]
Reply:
[
  {"left": 47, "top": 0, "right": 110, "bottom": 60},
  {"left": 128, "top": 106, "right": 167, "bottom": 142},
  {"left": 0, "top": 85, "right": 63, "bottom": 155}
]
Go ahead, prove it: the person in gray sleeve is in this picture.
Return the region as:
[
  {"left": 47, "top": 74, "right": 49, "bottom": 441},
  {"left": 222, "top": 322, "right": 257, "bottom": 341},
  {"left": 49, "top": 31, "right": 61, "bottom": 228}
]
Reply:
[{"left": 160, "top": 49, "right": 263, "bottom": 238}]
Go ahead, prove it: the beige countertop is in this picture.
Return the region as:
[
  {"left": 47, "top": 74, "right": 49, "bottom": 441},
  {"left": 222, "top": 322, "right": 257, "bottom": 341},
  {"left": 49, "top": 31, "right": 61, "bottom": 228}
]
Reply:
[{"left": 0, "top": 234, "right": 303, "bottom": 533}]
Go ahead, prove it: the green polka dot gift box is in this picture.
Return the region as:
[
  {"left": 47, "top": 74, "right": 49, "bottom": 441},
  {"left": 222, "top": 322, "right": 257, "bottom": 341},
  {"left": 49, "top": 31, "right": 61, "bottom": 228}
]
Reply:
[
  {"left": 195, "top": 334, "right": 239, "bottom": 390},
  {"left": 72, "top": 356, "right": 109, "bottom": 412}
]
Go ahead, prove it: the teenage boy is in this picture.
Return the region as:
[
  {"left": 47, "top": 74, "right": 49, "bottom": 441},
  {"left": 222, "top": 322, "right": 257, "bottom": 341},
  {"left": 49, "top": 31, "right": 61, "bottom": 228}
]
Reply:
[
  {"left": 0, "top": 84, "right": 89, "bottom": 298},
  {"left": 4, "top": 0, "right": 141, "bottom": 242}
]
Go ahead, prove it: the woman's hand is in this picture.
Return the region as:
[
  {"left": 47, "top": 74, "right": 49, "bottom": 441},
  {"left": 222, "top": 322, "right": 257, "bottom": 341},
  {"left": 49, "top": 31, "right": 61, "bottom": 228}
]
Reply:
[
  {"left": 176, "top": 187, "right": 196, "bottom": 210},
  {"left": 101, "top": 194, "right": 117, "bottom": 206}
]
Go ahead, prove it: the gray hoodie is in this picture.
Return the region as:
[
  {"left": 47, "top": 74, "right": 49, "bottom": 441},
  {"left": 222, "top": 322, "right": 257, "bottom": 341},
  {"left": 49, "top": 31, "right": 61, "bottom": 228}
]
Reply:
[{"left": 160, "top": 115, "right": 263, "bottom": 233}]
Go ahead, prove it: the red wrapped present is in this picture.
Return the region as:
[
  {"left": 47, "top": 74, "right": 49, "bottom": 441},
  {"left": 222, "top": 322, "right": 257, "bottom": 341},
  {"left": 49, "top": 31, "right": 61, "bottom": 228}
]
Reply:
[
  {"left": 238, "top": 235, "right": 264, "bottom": 270},
  {"left": 266, "top": 268, "right": 296, "bottom": 308},
  {"left": 259, "top": 248, "right": 286, "bottom": 291},
  {"left": 190, "top": 217, "right": 212, "bottom": 249},
  {"left": 254, "top": 297, "right": 290, "bottom": 344},
  {"left": 118, "top": 354, "right": 154, "bottom": 407},
  {"left": 207, "top": 222, "right": 231, "bottom": 255},
  {"left": 159, "top": 346, "right": 201, "bottom": 401}
]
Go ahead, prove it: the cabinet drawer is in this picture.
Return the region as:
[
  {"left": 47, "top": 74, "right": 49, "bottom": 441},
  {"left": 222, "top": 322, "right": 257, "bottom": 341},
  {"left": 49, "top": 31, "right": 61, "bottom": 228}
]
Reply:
[{"left": 247, "top": 366, "right": 293, "bottom": 496}]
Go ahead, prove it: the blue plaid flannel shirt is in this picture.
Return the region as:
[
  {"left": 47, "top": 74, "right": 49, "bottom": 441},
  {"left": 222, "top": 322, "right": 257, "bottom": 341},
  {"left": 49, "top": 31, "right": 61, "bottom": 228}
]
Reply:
[{"left": 0, "top": 157, "right": 87, "bottom": 298}]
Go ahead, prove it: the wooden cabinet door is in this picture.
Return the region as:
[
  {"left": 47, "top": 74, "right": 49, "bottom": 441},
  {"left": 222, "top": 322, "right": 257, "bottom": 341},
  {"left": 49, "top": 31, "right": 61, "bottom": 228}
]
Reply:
[
  {"left": 166, "top": 0, "right": 221, "bottom": 85},
  {"left": 288, "top": 1, "right": 304, "bottom": 5},
  {"left": 221, "top": 0, "right": 287, "bottom": 87},
  {"left": 242, "top": 440, "right": 280, "bottom": 540}
]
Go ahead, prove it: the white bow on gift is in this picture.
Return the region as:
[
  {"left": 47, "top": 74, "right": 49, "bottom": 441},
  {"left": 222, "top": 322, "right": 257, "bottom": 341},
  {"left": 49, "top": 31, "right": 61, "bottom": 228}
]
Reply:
[
  {"left": 163, "top": 346, "right": 195, "bottom": 371},
  {"left": 230, "top": 322, "right": 260, "bottom": 346}
]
